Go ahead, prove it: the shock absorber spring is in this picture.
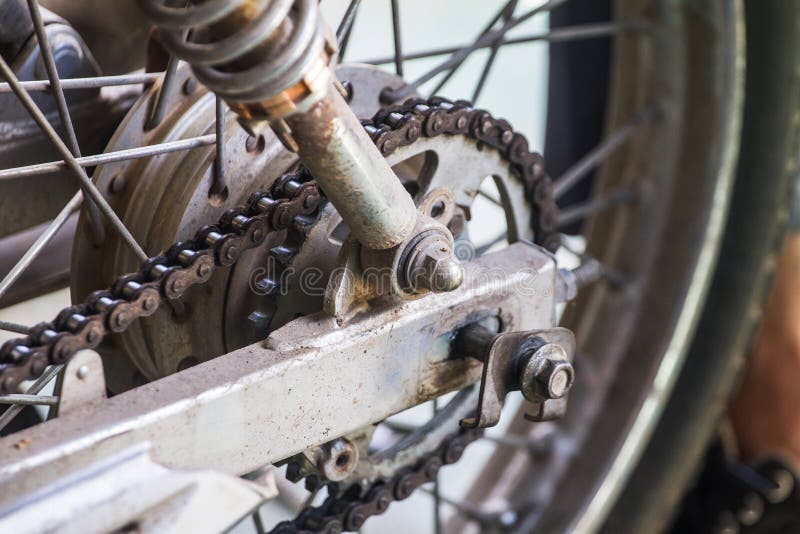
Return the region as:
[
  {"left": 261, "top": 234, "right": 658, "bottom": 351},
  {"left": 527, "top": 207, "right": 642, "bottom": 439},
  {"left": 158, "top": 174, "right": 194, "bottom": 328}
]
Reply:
[{"left": 137, "top": 0, "right": 335, "bottom": 118}]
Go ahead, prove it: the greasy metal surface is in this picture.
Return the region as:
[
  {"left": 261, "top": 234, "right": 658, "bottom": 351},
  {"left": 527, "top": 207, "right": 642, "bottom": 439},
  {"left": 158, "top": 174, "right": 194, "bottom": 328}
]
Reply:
[
  {"left": 285, "top": 85, "right": 418, "bottom": 249},
  {"left": 139, "top": 0, "right": 334, "bottom": 118},
  {"left": 458, "top": 327, "right": 575, "bottom": 429},
  {"left": 0, "top": 242, "right": 557, "bottom": 510},
  {"left": 70, "top": 63, "right": 297, "bottom": 391}
]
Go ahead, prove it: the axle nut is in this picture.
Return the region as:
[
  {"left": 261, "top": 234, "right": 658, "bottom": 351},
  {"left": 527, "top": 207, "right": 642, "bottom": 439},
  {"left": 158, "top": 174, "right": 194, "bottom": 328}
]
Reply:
[
  {"left": 519, "top": 340, "right": 575, "bottom": 402},
  {"left": 402, "top": 231, "right": 464, "bottom": 294}
]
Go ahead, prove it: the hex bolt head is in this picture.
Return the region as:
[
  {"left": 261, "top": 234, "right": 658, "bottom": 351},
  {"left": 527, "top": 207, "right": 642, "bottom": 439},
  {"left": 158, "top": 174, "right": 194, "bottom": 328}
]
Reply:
[
  {"left": 519, "top": 341, "right": 575, "bottom": 402},
  {"left": 538, "top": 358, "right": 574, "bottom": 399},
  {"left": 403, "top": 232, "right": 464, "bottom": 294}
]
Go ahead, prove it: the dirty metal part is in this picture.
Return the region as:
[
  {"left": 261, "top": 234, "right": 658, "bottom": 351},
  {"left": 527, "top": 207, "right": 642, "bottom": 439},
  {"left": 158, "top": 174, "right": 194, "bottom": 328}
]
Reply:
[
  {"left": 0, "top": 91, "right": 560, "bottom": 527},
  {"left": 326, "top": 213, "right": 463, "bottom": 322},
  {"left": 315, "top": 437, "right": 359, "bottom": 482},
  {"left": 557, "top": 257, "right": 607, "bottom": 302},
  {"left": 70, "top": 63, "right": 299, "bottom": 389},
  {"left": 137, "top": 0, "right": 440, "bottom": 259},
  {"left": 399, "top": 223, "right": 464, "bottom": 294},
  {"left": 0, "top": 242, "right": 558, "bottom": 509},
  {"left": 283, "top": 430, "right": 373, "bottom": 489},
  {"left": 50, "top": 349, "right": 105, "bottom": 417},
  {"left": 272, "top": 429, "right": 483, "bottom": 534},
  {"left": 69, "top": 64, "right": 407, "bottom": 390},
  {"left": 138, "top": 0, "right": 336, "bottom": 120},
  {"left": 0, "top": 444, "right": 276, "bottom": 533},
  {"left": 455, "top": 325, "right": 575, "bottom": 429},
  {"left": 1, "top": 158, "right": 322, "bottom": 394},
  {"left": 275, "top": 91, "right": 552, "bottom": 499},
  {"left": 283, "top": 84, "right": 419, "bottom": 250}
]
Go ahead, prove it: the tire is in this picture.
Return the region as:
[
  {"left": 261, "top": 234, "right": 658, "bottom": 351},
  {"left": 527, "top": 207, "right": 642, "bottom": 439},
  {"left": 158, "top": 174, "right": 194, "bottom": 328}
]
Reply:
[{"left": 604, "top": 2, "right": 800, "bottom": 531}]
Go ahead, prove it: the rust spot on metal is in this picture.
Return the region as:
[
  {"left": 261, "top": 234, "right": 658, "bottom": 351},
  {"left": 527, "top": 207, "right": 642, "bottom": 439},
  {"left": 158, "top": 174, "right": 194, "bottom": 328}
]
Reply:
[{"left": 12, "top": 437, "right": 31, "bottom": 450}]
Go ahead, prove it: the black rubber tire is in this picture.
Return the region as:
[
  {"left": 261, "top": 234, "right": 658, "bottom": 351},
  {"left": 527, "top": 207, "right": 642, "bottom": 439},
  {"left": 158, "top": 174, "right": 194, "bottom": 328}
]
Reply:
[{"left": 603, "top": 2, "right": 800, "bottom": 531}]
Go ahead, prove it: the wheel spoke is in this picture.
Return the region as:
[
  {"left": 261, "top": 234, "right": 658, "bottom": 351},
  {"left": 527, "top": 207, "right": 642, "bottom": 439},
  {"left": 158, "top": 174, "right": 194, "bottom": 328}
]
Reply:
[
  {"left": 472, "top": 0, "right": 518, "bottom": 103},
  {"left": 0, "top": 394, "right": 58, "bottom": 406},
  {"left": 252, "top": 510, "right": 266, "bottom": 534},
  {"left": 476, "top": 188, "right": 502, "bottom": 207},
  {"left": 553, "top": 108, "right": 654, "bottom": 200},
  {"left": 0, "top": 364, "right": 62, "bottom": 432},
  {"left": 26, "top": 0, "right": 105, "bottom": 243},
  {"left": 212, "top": 96, "right": 228, "bottom": 195},
  {"left": 26, "top": 0, "right": 79, "bottom": 155},
  {"left": 0, "top": 320, "right": 32, "bottom": 335},
  {"left": 336, "top": 0, "right": 362, "bottom": 59},
  {"left": 0, "top": 72, "right": 162, "bottom": 93},
  {"left": 428, "top": 0, "right": 517, "bottom": 98},
  {"left": 432, "top": 398, "right": 442, "bottom": 534},
  {"left": 390, "top": 0, "right": 404, "bottom": 77},
  {"left": 420, "top": 487, "right": 488, "bottom": 524},
  {"left": 385, "top": 0, "right": 568, "bottom": 101},
  {"left": 146, "top": 54, "right": 181, "bottom": 129},
  {"left": 557, "top": 186, "right": 635, "bottom": 227},
  {"left": 364, "top": 21, "right": 639, "bottom": 66},
  {"left": 0, "top": 134, "right": 217, "bottom": 181},
  {"left": 0, "top": 192, "right": 81, "bottom": 302},
  {"left": 0, "top": 55, "right": 148, "bottom": 261}
]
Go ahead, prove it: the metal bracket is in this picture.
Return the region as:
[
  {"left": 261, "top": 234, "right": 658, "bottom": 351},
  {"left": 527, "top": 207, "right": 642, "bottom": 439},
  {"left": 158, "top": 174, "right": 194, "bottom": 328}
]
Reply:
[
  {"left": 459, "top": 328, "right": 575, "bottom": 429},
  {"left": 53, "top": 349, "right": 106, "bottom": 417}
]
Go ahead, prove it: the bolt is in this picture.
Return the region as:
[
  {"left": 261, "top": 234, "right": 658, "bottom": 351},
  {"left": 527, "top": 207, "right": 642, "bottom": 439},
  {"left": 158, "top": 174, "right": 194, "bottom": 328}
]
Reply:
[
  {"left": 108, "top": 174, "right": 126, "bottom": 195},
  {"left": 76, "top": 365, "right": 90, "bottom": 380},
  {"left": 499, "top": 511, "right": 518, "bottom": 527},
  {"left": 248, "top": 310, "right": 271, "bottom": 332},
  {"left": 737, "top": 492, "right": 763, "bottom": 526},
  {"left": 182, "top": 77, "right": 197, "bottom": 95},
  {"left": 519, "top": 340, "right": 575, "bottom": 402},
  {"left": 316, "top": 438, "right": 358, "bottom": 482},
  {"left": 404, "top": 233, "right": 464, "bottom": 294}
]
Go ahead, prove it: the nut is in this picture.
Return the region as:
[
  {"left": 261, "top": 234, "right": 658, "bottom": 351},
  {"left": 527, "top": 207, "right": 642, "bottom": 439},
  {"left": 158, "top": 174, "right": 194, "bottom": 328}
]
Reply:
[
  {"left": 403, "top": 231, "right": 464, "bottom": 294},
  {"left": 316, "top": 438, "right": 359, "bottom": 482},
  {"left": 519, "top": 340, "right": 574, "bottom": 402}
]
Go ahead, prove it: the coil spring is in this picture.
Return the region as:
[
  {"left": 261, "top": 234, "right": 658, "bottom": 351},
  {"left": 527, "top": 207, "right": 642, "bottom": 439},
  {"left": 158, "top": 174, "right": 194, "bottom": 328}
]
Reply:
[{"left": 138, "top": 0, "right": 328, "bottom": 103}]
